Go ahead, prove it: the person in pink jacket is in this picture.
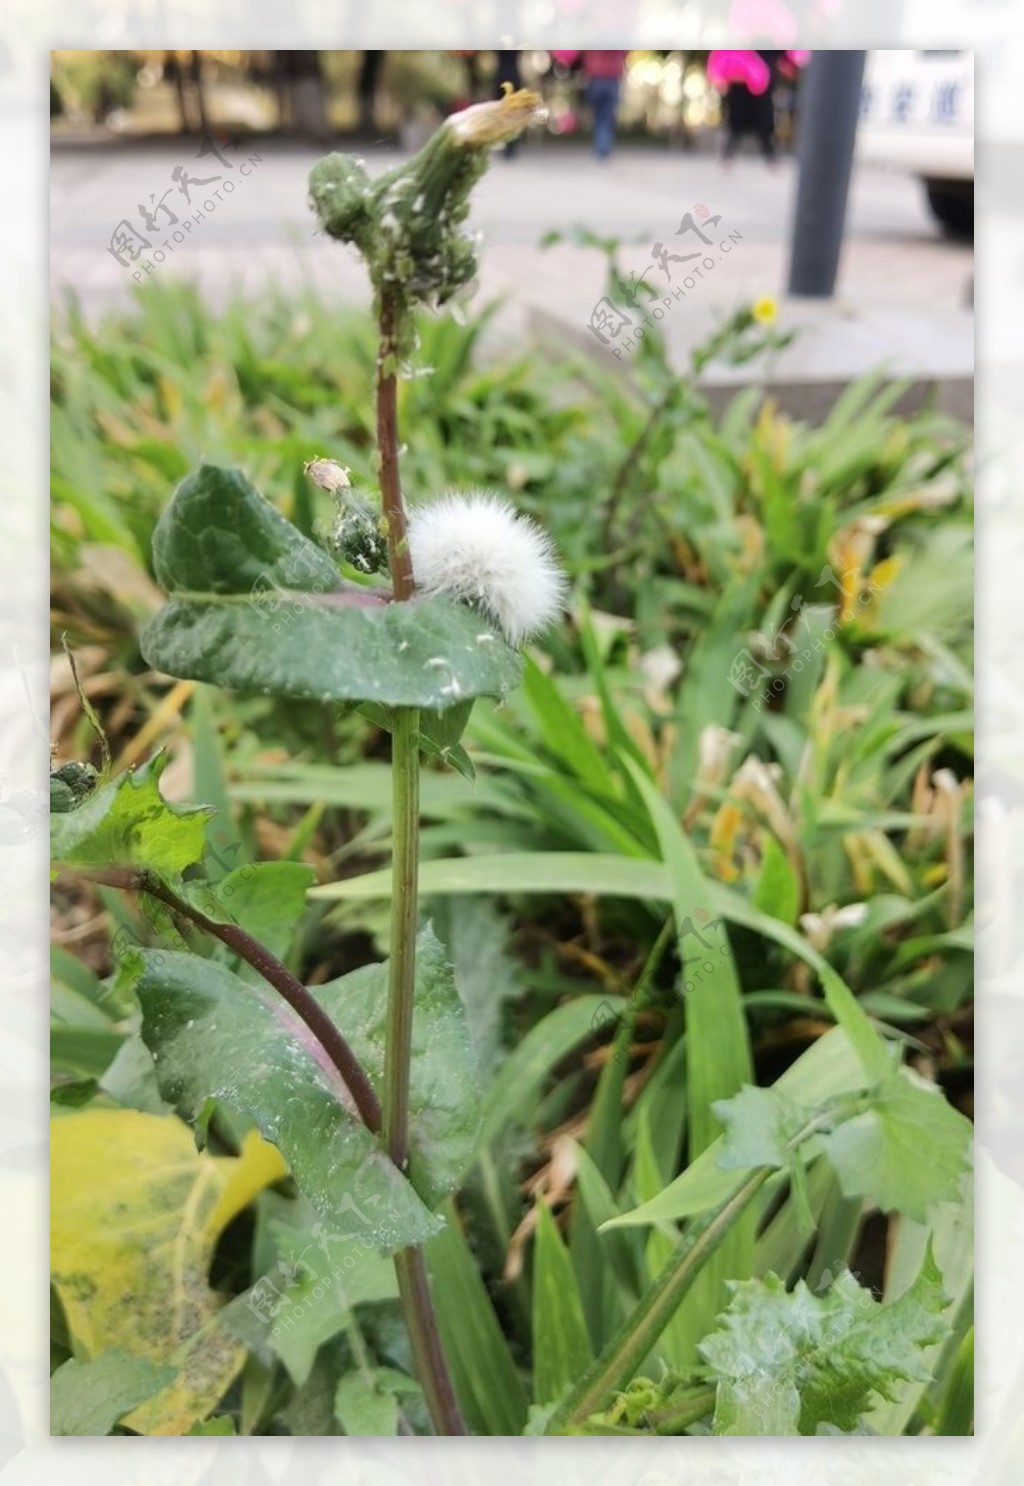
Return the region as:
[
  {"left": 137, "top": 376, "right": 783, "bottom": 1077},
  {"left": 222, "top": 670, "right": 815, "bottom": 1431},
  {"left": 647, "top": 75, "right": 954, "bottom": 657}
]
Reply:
[{"left": 582, "top": 50, "right": 629, "bottom": 159}]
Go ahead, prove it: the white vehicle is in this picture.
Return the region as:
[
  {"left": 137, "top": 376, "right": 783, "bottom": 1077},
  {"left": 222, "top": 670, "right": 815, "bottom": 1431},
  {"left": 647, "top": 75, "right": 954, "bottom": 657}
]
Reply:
[{"left": 856, "top": 49, "right": 974, "bottom": 235}]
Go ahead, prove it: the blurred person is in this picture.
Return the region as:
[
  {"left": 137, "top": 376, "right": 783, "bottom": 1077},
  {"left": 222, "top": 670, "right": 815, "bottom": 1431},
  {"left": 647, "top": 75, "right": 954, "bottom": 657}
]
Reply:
[
  {"left": 357, "top": 51, "right": 384, "bottom": 134},
  {"left": 452, "top": 49, "right": 482, "bottom": 107},
  {"left": 709, "top": 49, "right": 780, "bottom": 164},
  {"left": 496, "top": 50, "right": 523, "bottom": 159},
  {"left": 582, "top": 50, "right": 629, "bottom": 160}
]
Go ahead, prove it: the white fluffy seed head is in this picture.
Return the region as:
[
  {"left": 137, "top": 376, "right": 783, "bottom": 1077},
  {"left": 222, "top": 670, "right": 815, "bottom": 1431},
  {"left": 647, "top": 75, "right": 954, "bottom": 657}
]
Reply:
[{"left": 407, "top": 493, "right": 566, "bottom": 645}]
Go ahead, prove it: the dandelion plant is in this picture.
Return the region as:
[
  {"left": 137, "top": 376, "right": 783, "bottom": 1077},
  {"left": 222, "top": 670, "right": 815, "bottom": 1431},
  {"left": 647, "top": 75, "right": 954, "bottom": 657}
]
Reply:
[{"left": 50, "top": 91, "right": 972, "bottom": 1440}]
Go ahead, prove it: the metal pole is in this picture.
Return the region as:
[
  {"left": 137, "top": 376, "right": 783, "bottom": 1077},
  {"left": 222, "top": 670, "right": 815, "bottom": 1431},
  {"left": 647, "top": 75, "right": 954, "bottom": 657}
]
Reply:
[{"left": 787, "top": 50, "right": 867, "bottom": 297}]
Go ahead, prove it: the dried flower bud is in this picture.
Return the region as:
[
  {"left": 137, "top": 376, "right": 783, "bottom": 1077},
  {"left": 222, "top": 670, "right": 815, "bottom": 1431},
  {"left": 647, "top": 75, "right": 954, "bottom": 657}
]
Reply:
[
  {"left": 304, "top": 458, "right": 352, "bottom": 493},
  {"left": 446, "top": 89, "right": 547, "bottom": 147}
]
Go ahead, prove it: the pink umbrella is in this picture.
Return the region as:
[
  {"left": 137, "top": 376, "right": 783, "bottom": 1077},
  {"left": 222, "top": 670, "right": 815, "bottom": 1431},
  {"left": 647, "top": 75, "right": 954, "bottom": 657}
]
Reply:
[{"left": 706, "top": 50, "right": 772, "bottom": 96}]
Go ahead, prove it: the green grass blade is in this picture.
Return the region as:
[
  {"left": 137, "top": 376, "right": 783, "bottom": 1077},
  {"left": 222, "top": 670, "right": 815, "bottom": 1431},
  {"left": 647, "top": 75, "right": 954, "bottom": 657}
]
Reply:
[
  {"left": 425, "top": 1204, "right": 528, "bottom": 1436},
  {"left": 532, "top": 1202, "right": 594, "bottom": 1407}
]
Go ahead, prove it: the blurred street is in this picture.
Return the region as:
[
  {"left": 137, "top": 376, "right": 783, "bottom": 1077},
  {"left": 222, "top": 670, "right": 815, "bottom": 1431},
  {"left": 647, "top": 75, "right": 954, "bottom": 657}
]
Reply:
[{"left": 50, "top": 138, "right": 974, "bottom": 390}]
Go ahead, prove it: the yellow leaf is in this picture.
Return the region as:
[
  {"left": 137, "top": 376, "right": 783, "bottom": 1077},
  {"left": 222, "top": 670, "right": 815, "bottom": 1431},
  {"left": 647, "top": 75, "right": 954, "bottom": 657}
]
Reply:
[{"left": 51, "top": 1109, "right": 287, "bottom": 1435}]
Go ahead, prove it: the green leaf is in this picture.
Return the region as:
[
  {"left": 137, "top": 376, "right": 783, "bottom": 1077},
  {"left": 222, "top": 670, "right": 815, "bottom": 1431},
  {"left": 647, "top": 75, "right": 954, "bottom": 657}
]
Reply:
[
  {"left": 223, "top": 1194, "right": 399, "bottom": 1388},
  {"left": 151, "top": 462, "right": 342, "bottom": 596},
  {"left": 143, "top": 594, "right": 521, "bottom": 710},
  {"left": 316, "top": 851, "right": 894, "bottom": 1084},
  {"left": 819, "top": 1069, "right": 972, "bottom": 1221},
  {"left": 753, "top": 833, "right": 800, "bottom": 926},
  {"left": 714, "top": 1085, "right": 816, "bottom": 1172},
  {"left": 186, "top": 1416, "right": 237, "bottom": 1435},
  {"left": 933, "top": 1327, "right": 974, "bottom": 1435},
  {"left": 362, "top": 698, "right": 478, "bottom": 778},
  {"left": 477, "top": 994, "right": 625, "bottom": 1153},
  {"left": 700, "top": 1248, "right": 951, "bottom": 1435},
  {"left": 50, "top": 752, "right": 211, "bottom": 876},
  {"left": 334, "top": 1369, "right": 407, "bottom": 1436},
  {"left": 135, "top": 949, "right": 441, "bottom": 1253},
  {"left": 532, "top": 1202, "right": 594, "bottom": 1407},
  {"left": 206, "top": 861, "right": 316, "bottom": 977},
  {"left": 622, "top": 758, "right": 754, "bottom": 1364},
  {"left": 714, "top": 1085, "right": 823, "bottom": 1244},
  {"left": 99, "top": 1034, "right": 169, "bottom": 1114},
  {"left": 141, "top": 463, "right": 521, "bottom": 708},
  {"left": 604, "top": 1027, "right": 872, "bottom": 1231},
  {"left": 623, "top": 760, "right": 753, "bottom": 1152},
  {"left": 50, "top": 1352, "right": 176, "bottom": 1435},
  {"left": 312, "top": 926, "right": 481, "bottom": 1208},
  {"left": 432, "top": 897, "right": 522, "bottom": 1078},
  {"left": 312, "top": 851, "right": 669, "bottom": 904},
  {"left": 425, "top": 1202, "right": 529, "bottom": 1436}
]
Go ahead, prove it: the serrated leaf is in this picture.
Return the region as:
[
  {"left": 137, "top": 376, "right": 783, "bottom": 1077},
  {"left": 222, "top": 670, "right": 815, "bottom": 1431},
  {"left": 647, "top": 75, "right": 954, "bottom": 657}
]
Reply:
[
  {"left": 699, "top": 1248, "right": 951, "bottom": 1435},
  {"left": 819, "top": 1068, "right": 972, "bottom": 1221},
  {"left": 50, "top": 1110, "right": 286, "bottom": 1435},
  {"left": 50, "top": 1351, "right": 175, "bottom": 1435},
  {"left": 135, "top": 949, "right": 442, "bottom": 1252},
  {"left": 140, "top": 463, "right": 521, "bottom": 709},
  {"left": 50, "top": 752, "right": 211, "bottom": 877}
]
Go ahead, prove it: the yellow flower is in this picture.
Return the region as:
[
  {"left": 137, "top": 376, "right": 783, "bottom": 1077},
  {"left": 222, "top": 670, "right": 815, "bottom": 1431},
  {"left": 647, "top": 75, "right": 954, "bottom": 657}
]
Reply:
[{"left": 752, "top": 296, "right": 778, "bottom": 326}]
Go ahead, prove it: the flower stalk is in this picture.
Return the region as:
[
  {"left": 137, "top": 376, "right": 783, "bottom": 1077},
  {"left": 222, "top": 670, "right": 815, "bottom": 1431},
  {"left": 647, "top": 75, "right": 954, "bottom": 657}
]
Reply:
[
  {"left": 376, "top": 330, "right": 465, "bottom": 1434},
  {"left": 310, "top": 91, "right": 546, "bottom": 1437}
]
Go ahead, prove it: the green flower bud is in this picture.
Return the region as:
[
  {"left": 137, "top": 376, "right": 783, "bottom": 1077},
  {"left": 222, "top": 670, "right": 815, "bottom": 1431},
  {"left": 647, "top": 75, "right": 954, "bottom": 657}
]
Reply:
[{"left": 309, "top": 90, "right": 545, "bottom": 350}]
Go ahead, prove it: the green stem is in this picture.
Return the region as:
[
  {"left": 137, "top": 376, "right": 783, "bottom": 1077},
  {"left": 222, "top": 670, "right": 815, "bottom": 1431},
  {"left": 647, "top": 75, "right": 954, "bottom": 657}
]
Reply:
[
  {"left": 382, "top": 714, "right": 466, "bottom": 1434},
  {"left": 545, "top": 1168, "right": 769, "bottom": 1433},
  {"left": 394, "top": 1247, "right": 465, "bottom": 1434},
  {"left": 648, "top": 1385, "right": 718, "bottom": 1434},
  {"left": 374, "top": 287, "right": 466, "bottom": 1434},
  {"left": 383, "top": 705, "right": 420, "bottom": 1170}
]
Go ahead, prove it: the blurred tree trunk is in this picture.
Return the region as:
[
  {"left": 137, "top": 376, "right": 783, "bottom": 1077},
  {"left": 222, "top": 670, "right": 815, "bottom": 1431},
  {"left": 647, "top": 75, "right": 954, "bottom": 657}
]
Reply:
[
  {"left": 276, "top": 50, "right": 329, "bottom": 138},
  {"left": 166, "top": 51, "right": 191, "bottom": 131},
  {"left": 357, "top": 50, "right": 384, "bottom": 133},
  {"left": 189, "top": 50, "right": 208, "bottom": 135}
]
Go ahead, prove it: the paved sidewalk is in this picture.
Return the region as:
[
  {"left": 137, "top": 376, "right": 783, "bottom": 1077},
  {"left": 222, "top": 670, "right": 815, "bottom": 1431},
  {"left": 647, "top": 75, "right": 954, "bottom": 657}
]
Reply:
[{"left": 50, "top": 139, "right": 974, "bottom": 403}]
